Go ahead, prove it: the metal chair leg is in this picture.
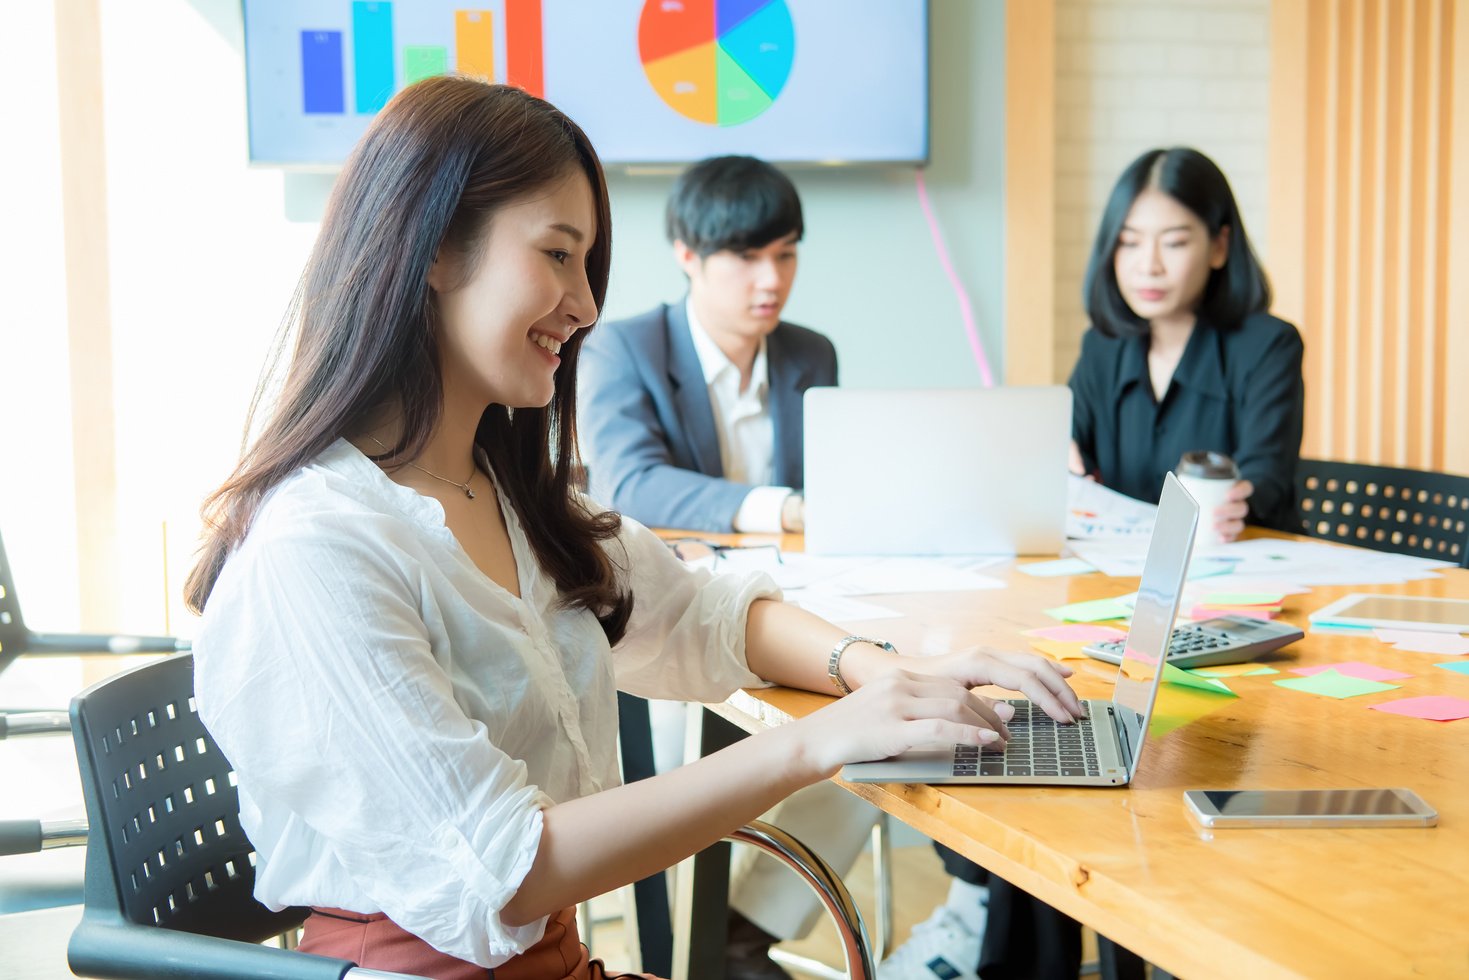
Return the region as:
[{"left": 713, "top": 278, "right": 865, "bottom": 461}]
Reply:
[
  {"left": 729, "top": 821, "right": 875, "bottom": 980},
  {"left": 871, "top": 814, "right": 894, "bottom": 963}
]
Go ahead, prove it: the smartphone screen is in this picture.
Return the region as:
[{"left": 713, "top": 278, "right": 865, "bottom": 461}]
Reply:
[
  {"left": 1187, "top": 788, "right": 1436, "bottom": 827},
  {"left": 1203, "top": 788, "right": 1426, "bottom": 816}
]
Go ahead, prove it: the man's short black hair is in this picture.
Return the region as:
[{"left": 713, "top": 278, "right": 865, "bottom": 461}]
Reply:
[{"left": 665, "top": 155, "right": 804, "bottom": 257}]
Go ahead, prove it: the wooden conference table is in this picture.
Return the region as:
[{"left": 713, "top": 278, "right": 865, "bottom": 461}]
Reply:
[{"left": 670, "top": 530, "right": 1469, "bottom": 980}]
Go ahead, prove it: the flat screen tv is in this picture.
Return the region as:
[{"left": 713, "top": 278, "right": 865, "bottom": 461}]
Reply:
[{"left": 242, "top": 0, "right": 929, "bottom": 167}]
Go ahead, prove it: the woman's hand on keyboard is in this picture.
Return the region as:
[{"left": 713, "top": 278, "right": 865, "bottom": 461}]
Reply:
[
  {"left": 893, "top": 647, "right": 1088, "bottom": 724},
  {"left": 791, "top": 669, "right": 1017, "bottom": 772},
  {"left": 794, "top": 651, "right": 1088, "bottom": 773}
]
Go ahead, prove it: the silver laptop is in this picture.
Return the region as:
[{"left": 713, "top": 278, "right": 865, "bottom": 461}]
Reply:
[
  {"left": 841, "top": 473, "right": 1199, "bottom": 787},
  {"left": 803, "top": 387, "right": 1071, "bottom": 556}
]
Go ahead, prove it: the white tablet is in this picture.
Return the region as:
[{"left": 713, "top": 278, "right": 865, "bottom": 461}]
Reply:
[{"left": 1309, "top": 593, "right": 1469, "bottom": 634}]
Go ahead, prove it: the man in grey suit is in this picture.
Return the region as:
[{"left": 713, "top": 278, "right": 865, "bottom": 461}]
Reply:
[
  {"left": 580, "top": 155, "right": 836, "bottom": 534},
  {"left": 580, "top": 157, "right": 874, "bottom": 980}
]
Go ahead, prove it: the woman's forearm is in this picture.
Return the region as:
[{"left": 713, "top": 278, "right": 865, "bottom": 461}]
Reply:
[
  {"left": 500, "top": 718, "right": 822, "bottom": 926},
  {"left": 741, "top": 597, "right": 903, "bottom": 694}
]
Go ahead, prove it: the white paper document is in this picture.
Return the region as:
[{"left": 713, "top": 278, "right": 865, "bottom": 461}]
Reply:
[
  {"left": 1066, "top": 475, "right": 1157, "bottom": 540},
  {"left": 807, "top": 556, "right": 1008, "bottom": 597},
  {"left": 786, "top": 592, "right": 904, "bottom": 624}
]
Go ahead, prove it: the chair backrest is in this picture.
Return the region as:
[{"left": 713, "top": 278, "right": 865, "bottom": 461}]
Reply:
[
  {"left": 0, "top": 528, "right": 32, "bottom": 674},
  {"left": 1295, "top": 459, "right": 1469, "bottom": 566},
  {"left": 69, "top": 652, "right": 306, "bottom": 942}
]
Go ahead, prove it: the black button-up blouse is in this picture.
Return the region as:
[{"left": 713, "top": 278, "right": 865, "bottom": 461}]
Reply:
[{"left": 1068, "top": 313, "right": 1305, "bottom": 530}]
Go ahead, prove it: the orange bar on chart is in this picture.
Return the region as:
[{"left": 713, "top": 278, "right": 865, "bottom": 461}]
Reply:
[
  {"left": 455, "top": 10, "right": 494, "bottom": 81},
  {"left": 505, "top": 0, "right": 543, "bottom": 97}
]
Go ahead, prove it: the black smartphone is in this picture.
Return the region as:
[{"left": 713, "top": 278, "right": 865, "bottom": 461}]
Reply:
[{"left": 1184, "top": 788, "right": 1438, "bottom": 828}]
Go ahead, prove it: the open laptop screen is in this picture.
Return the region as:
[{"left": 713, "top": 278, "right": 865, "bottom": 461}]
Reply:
[{"left": 1114, "top": 474, "right": 1199, "bottom": 777}]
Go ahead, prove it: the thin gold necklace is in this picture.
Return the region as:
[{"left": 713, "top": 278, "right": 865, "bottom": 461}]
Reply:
[{"left": 368, "top": 436, "right": 477, "bottom": 500}]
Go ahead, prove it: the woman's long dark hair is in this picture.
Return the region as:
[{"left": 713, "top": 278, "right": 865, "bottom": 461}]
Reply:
[
  {"left": 185, "top": 77, "right": 632, "bottom": 643},
  {"left": 1083, "top": 146, "right": 1271, "bottom": 338}
]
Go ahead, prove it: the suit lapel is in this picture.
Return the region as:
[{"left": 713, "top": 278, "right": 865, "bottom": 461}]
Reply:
[
  {"left": 766, "top": 326, "right": 808, "bottom": 489},
  {"left": 665, "top": 302, "right": 725, "bottom": 478}
]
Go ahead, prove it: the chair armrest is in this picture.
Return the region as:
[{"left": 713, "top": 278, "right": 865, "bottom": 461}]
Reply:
[
  {"left": 24, "top": 631, "right": 191, "bottom": 656},
  {"left": 725, "top": 820, "right": 874, "bottom": 980},
  {"left": 0, "top": 820, "right": 42, "bottom": 857},
  {"left": 0, "top": 710, "right": 72, "bottom": 739},
  {"left": 68, "top": 914, "right": 429, "bottom": 980},
  {"left": 0, "top": 815, "right": 80, "bottom": 855}
]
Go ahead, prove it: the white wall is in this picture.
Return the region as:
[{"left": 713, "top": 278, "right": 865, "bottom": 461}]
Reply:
[
  {"left": 1053, "top": 0, "right": 1272, "bottom": 376},
  {"left": 0, "top": 0, "right": 78, "bottom": 632},
  {"left": 98, "top": 1, "right": 321, "bottom": 635}
]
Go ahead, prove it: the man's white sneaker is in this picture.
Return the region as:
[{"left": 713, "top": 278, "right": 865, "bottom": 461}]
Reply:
[{"left": 876, "top": 906, "right": 983, "bottom": 980}]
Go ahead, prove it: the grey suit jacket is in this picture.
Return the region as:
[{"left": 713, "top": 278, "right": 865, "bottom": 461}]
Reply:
[{"left": 578, "top": 302, "right": 838, "bottom": 532}]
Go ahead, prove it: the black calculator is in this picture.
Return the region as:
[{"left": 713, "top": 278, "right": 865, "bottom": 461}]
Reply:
[{"left": 1082, "top": 614, "right": 1304, "bottom": 669}]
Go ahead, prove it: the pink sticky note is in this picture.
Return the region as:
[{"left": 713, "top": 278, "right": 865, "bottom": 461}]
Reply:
[
  {"left": 1374, "top": 629, "right": 1469, "bottom": 656},
  {"left": 1291, "top": 661, "right": 1414, "bottom": 682},
  {"left": 1370, "top": 695, "right": 1469, "bottom": 722},
  {"left": 1024, "top": 624, "right": 1127, "bottom": 644}
]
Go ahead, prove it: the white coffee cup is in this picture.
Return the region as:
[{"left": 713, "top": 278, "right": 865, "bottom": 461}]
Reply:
[{"left": 1175, "top": 451, "right": 1240, "bottom": 549}]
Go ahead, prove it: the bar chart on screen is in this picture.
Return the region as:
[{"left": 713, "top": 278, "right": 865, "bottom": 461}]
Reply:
[
  {"left": 292, "top": 1, "right": 543, "bottom": 116},
  {"left": 246, "top": 0, "right": 545, "bottom": 166}
]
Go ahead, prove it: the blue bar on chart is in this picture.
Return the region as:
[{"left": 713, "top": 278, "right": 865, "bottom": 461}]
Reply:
[
  {"left": 300, "top": 30, "right": 345, "bottom": 113},
  {"left": 352, "top": 1, "right": 395, "bottom": 114}
]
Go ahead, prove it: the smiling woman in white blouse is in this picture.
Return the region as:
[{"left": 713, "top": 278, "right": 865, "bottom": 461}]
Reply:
[{"left": 183, "top": 77, "right": 1085, "bottom": 980}]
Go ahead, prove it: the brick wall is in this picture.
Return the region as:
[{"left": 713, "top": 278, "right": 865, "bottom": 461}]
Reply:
[{"left": 1052, "top": 0, "right": 1271, "bottom": 378}]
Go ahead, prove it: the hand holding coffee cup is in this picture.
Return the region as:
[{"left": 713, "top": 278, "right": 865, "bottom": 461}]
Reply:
[{"left": 1175, "top": 451, "right": 1250, "bottom": 547}]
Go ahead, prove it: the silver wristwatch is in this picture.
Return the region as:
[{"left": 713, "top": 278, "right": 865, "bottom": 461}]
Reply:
[{"left": 827, "top": 635, "right": 897, "bottom": 695}]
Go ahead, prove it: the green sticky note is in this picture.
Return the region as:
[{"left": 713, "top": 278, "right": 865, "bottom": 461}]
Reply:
[
  {"left": 1273, "top": 669, "right": 1401, "bottom": 699},
  {"left": 1163, "top": 663, "right": 1237, "bottom": 696},
  {"left": 1203, "top": 592, "right": 1287, "bottom": 606},
  {"left": 1190, "top": 663, "right": 1276, "bottom": 678},
  {"left": 1044, "top": 597, "right": 1133, "bottom": 622}
]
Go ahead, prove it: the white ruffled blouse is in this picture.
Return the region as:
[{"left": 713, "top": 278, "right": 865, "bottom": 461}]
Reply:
[{"left": 194, "top": 439, "right": 777, "bottom": 967}]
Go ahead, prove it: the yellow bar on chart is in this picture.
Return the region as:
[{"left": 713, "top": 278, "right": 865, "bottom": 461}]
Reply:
[{"left": 455, "top": 10, "right": 494, "bottom": 81}]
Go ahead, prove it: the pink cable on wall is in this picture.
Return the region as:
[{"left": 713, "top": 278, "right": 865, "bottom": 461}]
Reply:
[{"left": 914, "top": 168, "right": 996, "bottom": 388}]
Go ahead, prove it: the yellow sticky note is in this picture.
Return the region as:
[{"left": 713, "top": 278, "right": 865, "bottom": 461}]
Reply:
[{"left": 1028, "top": 638, "right": 1093, "bottom": 661}]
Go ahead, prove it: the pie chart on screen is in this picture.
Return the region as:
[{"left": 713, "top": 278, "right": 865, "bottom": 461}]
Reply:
[{"left": 638, "top": 0, "right": 795, "bottom": 126}]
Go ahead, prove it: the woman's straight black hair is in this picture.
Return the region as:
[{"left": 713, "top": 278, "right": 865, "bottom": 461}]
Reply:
[{"left": 1083, "top": 147, "right": 1271, "bottom": 338}]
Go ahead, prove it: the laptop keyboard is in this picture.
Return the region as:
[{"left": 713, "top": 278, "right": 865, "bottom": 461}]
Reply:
[{"left": 952, "top": 700, "right": 1102, "bottom": 778}]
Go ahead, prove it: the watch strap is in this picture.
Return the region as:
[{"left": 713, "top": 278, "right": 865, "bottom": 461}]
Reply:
[{"left": 827, "top": 635, "right": 896, "bottom": 695}]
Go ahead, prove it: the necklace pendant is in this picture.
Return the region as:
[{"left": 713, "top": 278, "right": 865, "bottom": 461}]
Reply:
[{"left": 465, "top": 487, "right": 476, "bottom": 500}]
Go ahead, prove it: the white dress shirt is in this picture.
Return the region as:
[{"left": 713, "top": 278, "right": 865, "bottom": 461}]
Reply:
[
  {"left": 686, "top": 300, "right": 794, "bottom": 533},
  {"left": 194, "top": 439, "right": 777, "bottom": 967}
]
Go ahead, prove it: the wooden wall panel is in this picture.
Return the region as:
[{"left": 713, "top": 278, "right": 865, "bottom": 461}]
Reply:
[
  {"left": 1004, "top": 0, "right": 1056, "bottom": 385},
  {"left": 1271, "top": 0, "right": 1466, "bottom": 474}
]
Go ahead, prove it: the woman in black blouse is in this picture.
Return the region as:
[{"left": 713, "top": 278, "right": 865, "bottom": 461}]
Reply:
[
  {"left": 1069, "top": 146, "right": 1305, "bottom": 534},
  {"left": 903, "top": 150, "right": 1309, "bottom": 980}
]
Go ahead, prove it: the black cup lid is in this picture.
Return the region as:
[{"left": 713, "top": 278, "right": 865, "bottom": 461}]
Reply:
[{"left": 1176, "top": 450, "right": 1239, "bottom": 479}]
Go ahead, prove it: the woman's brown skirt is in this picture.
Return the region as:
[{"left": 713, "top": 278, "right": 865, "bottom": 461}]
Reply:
[{"left": 298, "top": 905, "right": 662, "bottom": 980}]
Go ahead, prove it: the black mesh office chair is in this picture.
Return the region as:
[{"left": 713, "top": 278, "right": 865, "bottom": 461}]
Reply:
[
  {"left": 1294, "top": 460, "right": 1469, "bottom": 566},
  {"left": 67, "top": 654, "right": 873, "bottom": 979},
  {"left": 0, "top": 526, "right": 188, "bottom": 914},
  {"left": 66, "top": 651, "right": 418, "bottom": 979}
]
